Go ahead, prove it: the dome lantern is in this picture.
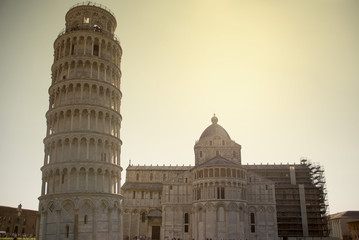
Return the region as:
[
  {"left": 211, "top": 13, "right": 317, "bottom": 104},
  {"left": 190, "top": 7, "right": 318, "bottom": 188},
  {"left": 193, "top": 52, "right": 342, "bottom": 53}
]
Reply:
[{"left": 211, "top": 114, "right": 218, "bottom": 124}]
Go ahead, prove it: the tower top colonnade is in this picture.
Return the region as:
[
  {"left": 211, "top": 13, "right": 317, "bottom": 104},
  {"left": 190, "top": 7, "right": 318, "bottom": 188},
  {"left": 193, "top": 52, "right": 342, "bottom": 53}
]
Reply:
[{"left": 57, "top": 2, "right": 120, "bottom": 43}]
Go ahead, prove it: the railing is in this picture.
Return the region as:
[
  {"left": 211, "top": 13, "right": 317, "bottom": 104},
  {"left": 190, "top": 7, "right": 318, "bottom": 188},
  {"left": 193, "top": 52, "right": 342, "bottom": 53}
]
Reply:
[
  {"left": 69, "top": 1, "right": 115, "bottom": 18},
  {"left": 57, "top": 25, "right": 120, "bottom": 44}
]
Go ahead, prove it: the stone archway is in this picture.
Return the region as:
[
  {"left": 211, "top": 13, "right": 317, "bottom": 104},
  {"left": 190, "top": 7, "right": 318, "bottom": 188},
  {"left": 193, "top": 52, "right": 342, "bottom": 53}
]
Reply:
[{"left": 147, "top": 209, "right": 162, "bottom": 240}]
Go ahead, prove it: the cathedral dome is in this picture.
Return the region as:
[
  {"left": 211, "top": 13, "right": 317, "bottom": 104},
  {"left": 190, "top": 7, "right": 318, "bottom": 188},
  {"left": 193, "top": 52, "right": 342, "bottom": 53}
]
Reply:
[{"left": 199, "top": 115, "right": 231, "bottom": 140}]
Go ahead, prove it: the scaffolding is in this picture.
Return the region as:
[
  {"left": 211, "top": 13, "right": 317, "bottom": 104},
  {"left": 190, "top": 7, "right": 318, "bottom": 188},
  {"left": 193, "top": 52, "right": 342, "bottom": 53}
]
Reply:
[
  {"left": 301, "top": 159, "right": 329, "bottom": 237},
  {"left": 246, "top": 159, "right": 329, "bottom": 237}
]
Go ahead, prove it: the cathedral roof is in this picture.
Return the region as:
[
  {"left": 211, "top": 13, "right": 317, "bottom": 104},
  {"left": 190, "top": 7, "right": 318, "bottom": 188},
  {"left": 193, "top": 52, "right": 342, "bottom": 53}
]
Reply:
[
  {"left": 199, "top": 115, "right": 231, "bottom": 140},
  {"left": 126, "top": 165, "right": 192, "bottom": 171},
  {"left": 121, "top": 182, "right": 163, "bottom": 191},
  {"left": 329, "top": 211, "right": 359, "bottom": 219},
  {"left": 193, "top": 155, "right": 240, "bottom": 169}
]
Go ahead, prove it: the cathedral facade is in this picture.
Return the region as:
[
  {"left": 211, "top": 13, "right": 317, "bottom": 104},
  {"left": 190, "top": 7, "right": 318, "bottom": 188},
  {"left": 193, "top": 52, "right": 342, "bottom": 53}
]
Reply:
[{"left": 122, "top": 116, "right": 279, "bottom": 240}]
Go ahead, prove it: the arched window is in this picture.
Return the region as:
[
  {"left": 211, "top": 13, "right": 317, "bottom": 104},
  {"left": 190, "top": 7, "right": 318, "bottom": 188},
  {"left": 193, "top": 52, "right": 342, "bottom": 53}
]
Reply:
[
  {"left": 136, "top": 173, "right": 139, "bottom": 181},
  {"left": 250, "top": 212, "right": 255, "bottom": 232},
  {"left": 217, "top": 207, "right": 225, "bottom": 222},
  {"left": 83, "top": 14, "right": 90, "bottom": 24},
  {"left": 250, "top": 212, "right": 255, "bottom": 224},
  {"left": 197, "top": 188, "right": 201, "bottom": 200},
  {"left": 184, "top": 213, "right": 189, "bottom": 232},
  {"left": 45, "top": 181, "right": 48, "bottom": 195},
  {"left": 66, "top": 225, "right": 70, "bottom": 238},
  {"left": 150, "top": 173, "right": 153, "bottom": 181},
  {"left": 49, "top": 204, "right": 55, "bottom": 212},
  {"left": 199, "top": 151, "right": 202, "bottom": 157},
  {"left": 217, "top": 187, "right": 225, "bottom": 199},
  {"left": 93, "top": 44, "right": 99, "bottom": 56},
  {"left": 71, "top": 44, "right": 75, "bottom": 55},
  {"left": 101, "top": 153, "right": 106, "bottom": 161},
  {"left": 141, "top": 212, "right": 146, "bottom": 223},
  {"left": 84, "top": 215, "right": 88, "bottom": 224}
]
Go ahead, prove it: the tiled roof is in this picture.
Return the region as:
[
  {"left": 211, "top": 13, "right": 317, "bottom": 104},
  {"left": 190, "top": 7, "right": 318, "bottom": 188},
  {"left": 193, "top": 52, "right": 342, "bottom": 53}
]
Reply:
[
  {"left": 126, "top": 165, "right": 192, "bottom": 171},
  {"left": 121, "top": 182, "right": 163, "bottom": 191},
  {"left": 330, "top": 211, "right": 359, "bottom": 219},
  {"left": 193, "top": 155, "right": 240, "bottom": 169}
]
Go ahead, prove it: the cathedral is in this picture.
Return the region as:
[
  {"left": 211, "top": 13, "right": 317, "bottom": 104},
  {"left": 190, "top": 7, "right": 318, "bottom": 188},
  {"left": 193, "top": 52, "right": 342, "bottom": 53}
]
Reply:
[
  {"left": 121, "top": 115, "right": 329, "bottom": 240},
  {"left": 37, "top": 3, "right": 329, "bottom": 240},
  {"left": 122, "top": 115, "right": 278, "bottom": 240}
]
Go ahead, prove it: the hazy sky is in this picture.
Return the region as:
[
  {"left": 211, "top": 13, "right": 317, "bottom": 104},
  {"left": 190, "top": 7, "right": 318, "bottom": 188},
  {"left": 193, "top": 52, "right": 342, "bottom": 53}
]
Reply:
[{"left": 0, "top": 0, "right": 358, "bottom": 214}]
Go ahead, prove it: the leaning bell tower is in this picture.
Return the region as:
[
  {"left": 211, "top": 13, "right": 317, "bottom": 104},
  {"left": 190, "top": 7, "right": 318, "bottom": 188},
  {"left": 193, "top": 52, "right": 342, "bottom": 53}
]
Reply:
[{"left": 38, "top": 3, "right": 123, "bottom": 240}]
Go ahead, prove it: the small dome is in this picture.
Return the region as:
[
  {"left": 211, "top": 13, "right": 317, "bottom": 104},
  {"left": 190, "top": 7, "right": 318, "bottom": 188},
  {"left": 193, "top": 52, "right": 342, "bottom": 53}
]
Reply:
[{"left": 199, "top": 115, "right": 231, "bottom": 140}]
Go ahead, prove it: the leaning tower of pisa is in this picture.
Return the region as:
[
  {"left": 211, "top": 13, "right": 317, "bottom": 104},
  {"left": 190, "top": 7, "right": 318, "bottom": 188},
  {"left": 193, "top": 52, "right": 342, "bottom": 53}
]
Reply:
[{"left": 38, "top": 3, "right": 123, "bottom": 240}]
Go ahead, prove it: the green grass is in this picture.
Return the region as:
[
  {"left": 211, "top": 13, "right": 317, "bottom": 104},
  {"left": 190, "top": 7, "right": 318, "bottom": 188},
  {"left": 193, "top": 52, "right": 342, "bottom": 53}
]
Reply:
[{"left": 0, "top": 238, "right": 35, "bottom": 240}]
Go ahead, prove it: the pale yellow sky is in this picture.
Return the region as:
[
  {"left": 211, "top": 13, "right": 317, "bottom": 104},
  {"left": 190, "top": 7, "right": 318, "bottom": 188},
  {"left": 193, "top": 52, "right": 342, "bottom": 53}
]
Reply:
[{"left": 0, "top": 0, "right": 358, "bottom": 214}]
